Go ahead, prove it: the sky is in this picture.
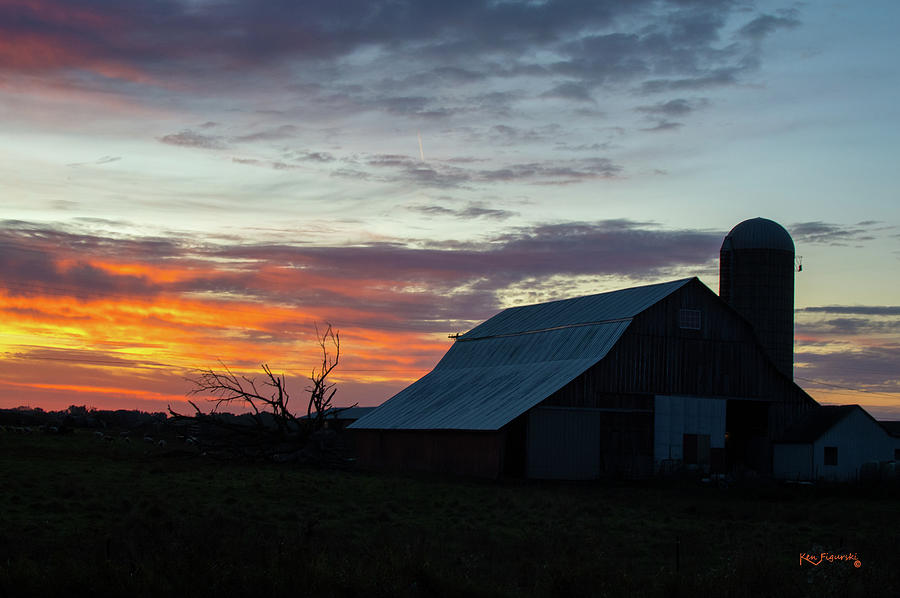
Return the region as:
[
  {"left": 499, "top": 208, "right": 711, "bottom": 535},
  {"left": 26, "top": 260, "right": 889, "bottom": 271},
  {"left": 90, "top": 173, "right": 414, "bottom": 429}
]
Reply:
[{"left": 2, "top": 0, "right": 899, "bottom": 419}]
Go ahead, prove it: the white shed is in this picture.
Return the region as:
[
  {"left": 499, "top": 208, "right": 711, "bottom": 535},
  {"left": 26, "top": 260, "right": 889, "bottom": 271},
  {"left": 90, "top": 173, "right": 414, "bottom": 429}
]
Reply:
[
  {"left": 774, "top": 405, "right": 895, "bottom": 482},
  {"left": 878, "top": 421, "right": 900, "bottom": 461}
]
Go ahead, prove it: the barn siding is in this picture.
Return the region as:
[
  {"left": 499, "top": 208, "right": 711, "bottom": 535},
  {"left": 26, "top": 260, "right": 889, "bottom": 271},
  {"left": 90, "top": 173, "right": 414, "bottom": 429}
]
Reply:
[
  {"left": 773, "top": 444, "right": 812, "bottom": 481},
  {"left": 525, "top": 406, "right": 653, "bottom": 479},
  {"left": 653, "top": 396, "right": 726, "bottom": 472},
  {"left": 353, "top": 429, "right": 504, "bottom": 478},
  {"left": 812, "top": 410, "right": 894, "bottom": 481},
  {"left": 548, "top": 280, "right": 813, "bottom": 441},
  {"left": 533, "top": 280, "right": 813, "bottom": 476}
]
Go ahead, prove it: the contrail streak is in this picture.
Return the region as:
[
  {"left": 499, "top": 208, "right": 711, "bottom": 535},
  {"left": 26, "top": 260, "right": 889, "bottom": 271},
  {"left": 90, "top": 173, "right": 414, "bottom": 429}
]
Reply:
[{"left": 417, "top": 130, "right": 425, "bottom": 161}]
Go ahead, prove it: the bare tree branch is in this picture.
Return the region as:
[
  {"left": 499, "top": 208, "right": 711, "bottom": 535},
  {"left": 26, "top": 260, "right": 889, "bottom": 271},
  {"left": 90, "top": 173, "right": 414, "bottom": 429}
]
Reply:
[
  {"left": 167, "top": 322, "right": 346, "bottom": 461},
  {"left": 306, "top": 322, "right": 340, "bottom": 431}
]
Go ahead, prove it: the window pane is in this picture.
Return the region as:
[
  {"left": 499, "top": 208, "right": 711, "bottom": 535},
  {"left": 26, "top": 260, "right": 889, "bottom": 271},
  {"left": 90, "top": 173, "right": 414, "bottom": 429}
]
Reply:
[{"left": 679, "top": 309, "right": 701, "bottom": 330}]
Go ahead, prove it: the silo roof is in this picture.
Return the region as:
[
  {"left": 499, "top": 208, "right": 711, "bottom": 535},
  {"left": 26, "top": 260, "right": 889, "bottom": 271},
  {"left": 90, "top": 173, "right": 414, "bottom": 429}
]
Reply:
[{"left": 721, "top": 217, "right": 794, "bottom": 252}]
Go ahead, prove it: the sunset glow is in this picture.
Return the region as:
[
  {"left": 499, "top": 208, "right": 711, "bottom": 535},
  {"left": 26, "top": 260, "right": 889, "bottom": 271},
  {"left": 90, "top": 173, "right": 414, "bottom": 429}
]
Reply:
[{"left": 2, "top": 0, "right": 898, "bottom": 417}]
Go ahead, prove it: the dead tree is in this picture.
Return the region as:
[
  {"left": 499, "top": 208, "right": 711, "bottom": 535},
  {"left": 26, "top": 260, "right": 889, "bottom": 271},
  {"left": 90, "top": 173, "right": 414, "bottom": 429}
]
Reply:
[
  {"left": 168, "top": 323, "right": 353, "bottom": 461},
  {"left": 306, "top": 322, "right": 340, "bottom": 432}
]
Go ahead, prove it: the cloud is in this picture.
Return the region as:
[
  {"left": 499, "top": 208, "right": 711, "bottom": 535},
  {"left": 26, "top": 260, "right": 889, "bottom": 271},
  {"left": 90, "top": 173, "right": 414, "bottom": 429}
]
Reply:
[
  {"left": 800, "top": 306, "right": 900, "bottom": 316},
  {"left": 0, "top": 218, "right": 722, "bottom": 333},
  {"left": 66, "top": 155, "right": 121, "bottom": 167},
  {"left": 483, "top": 124, "right": 563, "bottom": 146},
  {"left": 636, "top": 98, "right": 710, "bottom": 116},
  {"left": 795, "top": 344, "right": 900, "bottom": 394},
  {"left": 409, "top": 202, "right": 517, "bottom": 221},
  {"left": 639, "top": 69, "right": 739, "bottom": 94},
  {"left": 234, "top": 124, "right": 300, "bottom": 142},
  {"left": 642, "top": 120, "right": 683, "bottom": 132},
  {"left": 789, "top": 221, "right": 889, "bottom": 246},
  {"left": 541, "top": 82, "right": 594, "bottom": 103},
  {"left": 797, "top": 317, "right": 900, "bottom": 337},
  {"left": 287, "top": 150, "right": 336, "bottom": 163},
  {"left": 339, "top": 151, "right": 621, "bottom": 189},
  {"left": 159, "top": 130, "right": 228, "bottom": 150},
  {"left": 2, "top": 0, "right": 803, "bottom": 123},
  {"left": 739, "top": 11, "right": 801, "bottom": 40}
]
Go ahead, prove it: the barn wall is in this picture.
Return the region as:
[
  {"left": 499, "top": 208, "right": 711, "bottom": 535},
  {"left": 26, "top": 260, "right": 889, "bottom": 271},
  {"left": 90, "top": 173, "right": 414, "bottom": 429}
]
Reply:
[
  {"left": 653, "top": 396, "right": 725, "bottom": 473},
  {"left": 811, "top": 410, "right": 894, "bottom": 482},
  {"left": 353, "top": 429, "right": 504, "bottom": 478},
  {"left": 527, "top": 407, "right": 603, "bottom": 479},
  {"left": 773, "top": 444, "right": 813, "bottom": 480},
  {"left": 554, "top": 280, "right": 813, "bottom": 441},
  {"left": 526, "top": 406, "right": 653, "bottom": 479}
]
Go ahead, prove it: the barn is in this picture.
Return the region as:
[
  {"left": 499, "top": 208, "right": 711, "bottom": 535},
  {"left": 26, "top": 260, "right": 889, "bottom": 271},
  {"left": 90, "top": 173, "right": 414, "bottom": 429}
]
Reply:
[
  {"left": 351, "top": 216, "right": 823, "bottom": 479},
  {"left": 350, "top": 218, "right": 820, "bottom": 479},
  {"left": 774, "top": 405, "right": 898, "bottom": 482}
]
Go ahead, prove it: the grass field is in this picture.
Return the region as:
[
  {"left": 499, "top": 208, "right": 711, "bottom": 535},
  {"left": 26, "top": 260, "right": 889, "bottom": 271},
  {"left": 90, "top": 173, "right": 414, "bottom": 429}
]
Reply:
[{"left": 1, "top": 431, "right": 897, "bottom": 597}]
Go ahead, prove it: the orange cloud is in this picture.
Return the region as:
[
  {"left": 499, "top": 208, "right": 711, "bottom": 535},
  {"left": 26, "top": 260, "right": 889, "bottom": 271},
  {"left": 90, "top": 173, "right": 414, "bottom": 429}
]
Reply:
[{"left": 0, "top": 240, "right": 450, "bottom": 413}]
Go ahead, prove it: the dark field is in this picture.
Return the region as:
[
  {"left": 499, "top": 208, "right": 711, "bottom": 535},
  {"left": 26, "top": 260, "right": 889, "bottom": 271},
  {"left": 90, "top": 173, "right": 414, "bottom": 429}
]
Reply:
[{"left": 1, "top": 432, "right": 897, "bottom": 597}]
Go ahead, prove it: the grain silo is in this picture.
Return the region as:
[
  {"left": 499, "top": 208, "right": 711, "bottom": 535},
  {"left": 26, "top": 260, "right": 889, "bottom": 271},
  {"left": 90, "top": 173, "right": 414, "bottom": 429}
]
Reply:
[{"left": 719, "top": 217, "right": 795, "bottom": 379}]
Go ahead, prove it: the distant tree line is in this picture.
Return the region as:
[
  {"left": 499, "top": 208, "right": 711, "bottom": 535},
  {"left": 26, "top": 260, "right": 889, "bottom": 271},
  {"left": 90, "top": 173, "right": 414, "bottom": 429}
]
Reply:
[{"left": 0, "top": 404, "right": 166, "bottom": 432}]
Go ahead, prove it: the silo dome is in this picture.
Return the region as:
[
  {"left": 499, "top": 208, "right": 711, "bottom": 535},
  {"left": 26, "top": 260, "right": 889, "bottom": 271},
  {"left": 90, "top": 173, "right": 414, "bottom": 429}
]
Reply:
[
  {"left": 720, "top": 217, "right": 795, "bottom": 379},
  {"left": 721, "top": 217, "right": 794, "bottom": 252}
]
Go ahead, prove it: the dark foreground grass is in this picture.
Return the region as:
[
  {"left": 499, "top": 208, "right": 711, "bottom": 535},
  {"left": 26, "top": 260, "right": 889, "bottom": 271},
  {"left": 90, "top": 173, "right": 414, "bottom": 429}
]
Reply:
[{"left": 1, "top": 432, "right": 898, "bottom": 597}]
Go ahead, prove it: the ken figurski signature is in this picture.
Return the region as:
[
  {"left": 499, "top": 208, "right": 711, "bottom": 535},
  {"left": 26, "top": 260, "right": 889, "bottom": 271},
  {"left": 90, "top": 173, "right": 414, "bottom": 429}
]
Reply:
[{"left": 800, "top": 552, "right": 861, "bottom": 567}]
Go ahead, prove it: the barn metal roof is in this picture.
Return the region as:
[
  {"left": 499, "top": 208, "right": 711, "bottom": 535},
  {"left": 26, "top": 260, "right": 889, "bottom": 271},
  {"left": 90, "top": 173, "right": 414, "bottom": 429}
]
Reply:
[
  {"left": 460, "top": 278, "right": 692, "bottom": 340},
  {"left": 350, "top": 320, "right": 630, "bottom": 430},
  {"left": 351, "top": 278, "right": 693, "bottom": 431}
]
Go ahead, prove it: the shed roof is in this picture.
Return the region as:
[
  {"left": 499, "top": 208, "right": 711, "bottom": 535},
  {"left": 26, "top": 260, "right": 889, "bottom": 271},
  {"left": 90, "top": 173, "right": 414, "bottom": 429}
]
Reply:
[
  {"left": 351, "top": 278, "right": 692, "bottom": 431},
  {"left": 776, "top": 405, "right": 863, "bottom": 443}
]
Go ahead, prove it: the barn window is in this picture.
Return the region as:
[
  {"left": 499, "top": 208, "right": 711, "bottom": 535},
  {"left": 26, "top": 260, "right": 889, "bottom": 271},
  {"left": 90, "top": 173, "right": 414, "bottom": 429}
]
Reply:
[
  {"left": 894, "top": 448, "right": 900, "bottom": 461},
  {"left": 824, "top": 446, "right": 838, "bottom": 466},
  {"left": 678, "top": 309, "right": 702, "bottom": 330}
]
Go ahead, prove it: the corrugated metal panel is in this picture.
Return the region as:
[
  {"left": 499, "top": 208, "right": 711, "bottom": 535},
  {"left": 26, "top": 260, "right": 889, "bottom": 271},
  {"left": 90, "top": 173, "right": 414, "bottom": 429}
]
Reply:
[
  {"left": 350, "top": 320, "right": 630, "bottom": 431},
  {"left": 459, "top": 278, "right": 692, "bottom": 340}
]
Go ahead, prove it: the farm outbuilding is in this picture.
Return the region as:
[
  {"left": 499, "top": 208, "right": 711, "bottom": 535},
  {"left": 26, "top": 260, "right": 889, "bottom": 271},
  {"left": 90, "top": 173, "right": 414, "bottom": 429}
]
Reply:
[
  {"left": 878, "top": 421, "right": 900, "bottom": 461},
  {"left": 350, "top": 275, "right": 816, "bottom": 479},
  {"left": 774, "top": 405, "right": 897, "bottom": 482}
]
